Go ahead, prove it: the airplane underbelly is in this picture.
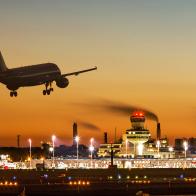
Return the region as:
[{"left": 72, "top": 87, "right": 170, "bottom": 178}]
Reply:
[
  {"left": 21, "top": 73, "right": 59, "bottom": 86},
  {"left": 5, "top": 72, "right": 60, "bottom": 90}
]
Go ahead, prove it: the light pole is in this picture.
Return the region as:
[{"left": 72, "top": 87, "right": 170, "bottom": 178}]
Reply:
[
  {"left": 28, "top": 139, "right": 32, "bottom": 169},
  {"left": 52, "top": 135, "right": 56, "bottom": 168},
  {"left": 168, "top": 146, "right": 173, "bottom": 159},
  {"left": 183, "top": 141, "right": 188, "bottom": 159},
  {"left": 156, "top": 140, "right": 161, "bottom": 158},
  {"left": 137, "top": 143, "right": 144, "bottom": 156},
  {"left": 89, "top": 138, "right": 94, "bottom": 168},
  {"left": 75, "top": 136, "right": 80, "bottom": 167},
  {"left": 90, "top": 138, "right": 94, "bottom": 147},
  {"left": 89, "top": 145, "right": 95, "bottom": 168},
  {"left": 125, "top": 139, "right": 128, "bottom": 158}
]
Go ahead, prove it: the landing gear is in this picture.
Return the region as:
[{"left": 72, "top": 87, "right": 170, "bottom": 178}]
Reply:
[
  {"left": 43, "top": 90, "right": 46, "bottom": 95},
  {"left": 46, "top": 89, "right": 50, "bottom": 95},
  {"left": 42, "top": 82, "right": 53, "bottom": 96},
  {"left": 10, "top": 91, "right": 17, "bottom": 97},
  {"left": 49, "top": 82, "right": 53, "bottom": 92}
]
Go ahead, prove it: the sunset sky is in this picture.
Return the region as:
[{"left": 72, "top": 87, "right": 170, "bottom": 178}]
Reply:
[{"left": 0, "top": 0, "right": 196, "bottom": 147}]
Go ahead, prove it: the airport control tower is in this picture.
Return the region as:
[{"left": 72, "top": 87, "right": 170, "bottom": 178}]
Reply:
[{"left": 123, "top": 112, "right": 150, "bottom": 157}]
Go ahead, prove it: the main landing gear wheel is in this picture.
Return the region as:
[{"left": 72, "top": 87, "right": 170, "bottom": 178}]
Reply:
[
  {"left": 43, "top": 90, "right": 46, "bottom": 95},
  {"left": 10, "top": 91, "right": 17, "bottom": 97},
  {"left": 43, "top": 82, "right": 53, "bottom": 96},
  {"left": 46, "top": 89, "right": 50, "bottom": 95}
]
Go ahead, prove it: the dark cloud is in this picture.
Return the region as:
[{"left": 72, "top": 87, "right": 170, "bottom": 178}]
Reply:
[
  {"left": 78, "top": 121, "right": 100, "bottom": 132},
  {"left": 74, "top": 99, "right": 159, "bottom": 122},
  {"left": 99, "top": 100, "right": 159, "bottom": 122}
]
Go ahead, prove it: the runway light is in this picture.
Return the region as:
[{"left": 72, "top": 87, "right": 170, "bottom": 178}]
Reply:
[
  {"left": 86, "top": 181, "right": 90, "bottom": 185},
  {"left": 14, "top": 182, "right": 18, "bottom": 186}
]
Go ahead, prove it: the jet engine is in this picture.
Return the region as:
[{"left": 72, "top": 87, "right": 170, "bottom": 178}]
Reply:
[{"left": 56, "top": 77, "right": 69, "bottom": 88}]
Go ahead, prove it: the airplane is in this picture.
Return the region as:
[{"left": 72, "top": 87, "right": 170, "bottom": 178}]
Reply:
[{"left": 0, "top": 52, "right": 97, "bottom": 97}]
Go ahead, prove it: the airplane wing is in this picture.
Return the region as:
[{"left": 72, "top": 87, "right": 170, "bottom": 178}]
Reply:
[{"left": 62, "top": 66, "right": 97, "bottom": 77}]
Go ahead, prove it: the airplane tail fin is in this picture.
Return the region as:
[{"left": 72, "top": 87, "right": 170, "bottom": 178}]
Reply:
[{"left": 0, "top": 51, "right": 8, "bottom": 72}]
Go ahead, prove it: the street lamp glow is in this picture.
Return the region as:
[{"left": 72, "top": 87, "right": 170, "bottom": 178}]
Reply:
[
  {"left": 40, "top": 157, "right": 45, "bottom": 161},
  {"left": 28, "top": 138, "right": 32, "bottom": 144},
  {"left": 169, "top": 147, "right": 173, "bottom": 152},
  {"left": 183, "top": 141, "right": 188, "bottom": 150},
  {"left": 156, "top": 140, "right": 161, "bottom": 158},
  {"left": 89, "top": 145, "right": 95, "bottom": 153},
  {"left": 49, "top": 147, "right": 54, "bottom": 152},
  {"left": 183, "top": 141, "right": 188, "bottom": 158},
  {"left": 89, "top": 138, "right": 95, "bottom": 168},
  {"left": 75, "top": 136, "right": 80, "bottom": 143},
  {"left": 75, "top": 136, "right": 80, "bottom": 167},
  {"left": 137, "top": 143, "right": 144, "bottom": 156},
  {"left": 168, "top": 146, "right": 173, "bottom": 159},
  {"left": 52, "top": 135, "right": 56, "bottom": 142},
  {"left": 51, "top": 135, "right": 56, "bottom": 168},
  {"left": 90, "top": 138, "right": 94, "bottom": 145},
  {"left": 28, "top": 138, "right": 32, "bottom": 169}
]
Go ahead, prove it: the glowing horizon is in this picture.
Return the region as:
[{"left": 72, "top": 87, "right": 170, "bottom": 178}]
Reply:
[{"left": 0, "top": 0, "right": 196, "bottom": 146}]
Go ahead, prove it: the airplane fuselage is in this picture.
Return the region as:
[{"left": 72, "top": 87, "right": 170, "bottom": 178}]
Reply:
[
  {"left": 0, "top": 63, "right": 61, "bottom": 90},
  {"left": 0, "top": 51, "right": 97, "bottom": 97}
]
